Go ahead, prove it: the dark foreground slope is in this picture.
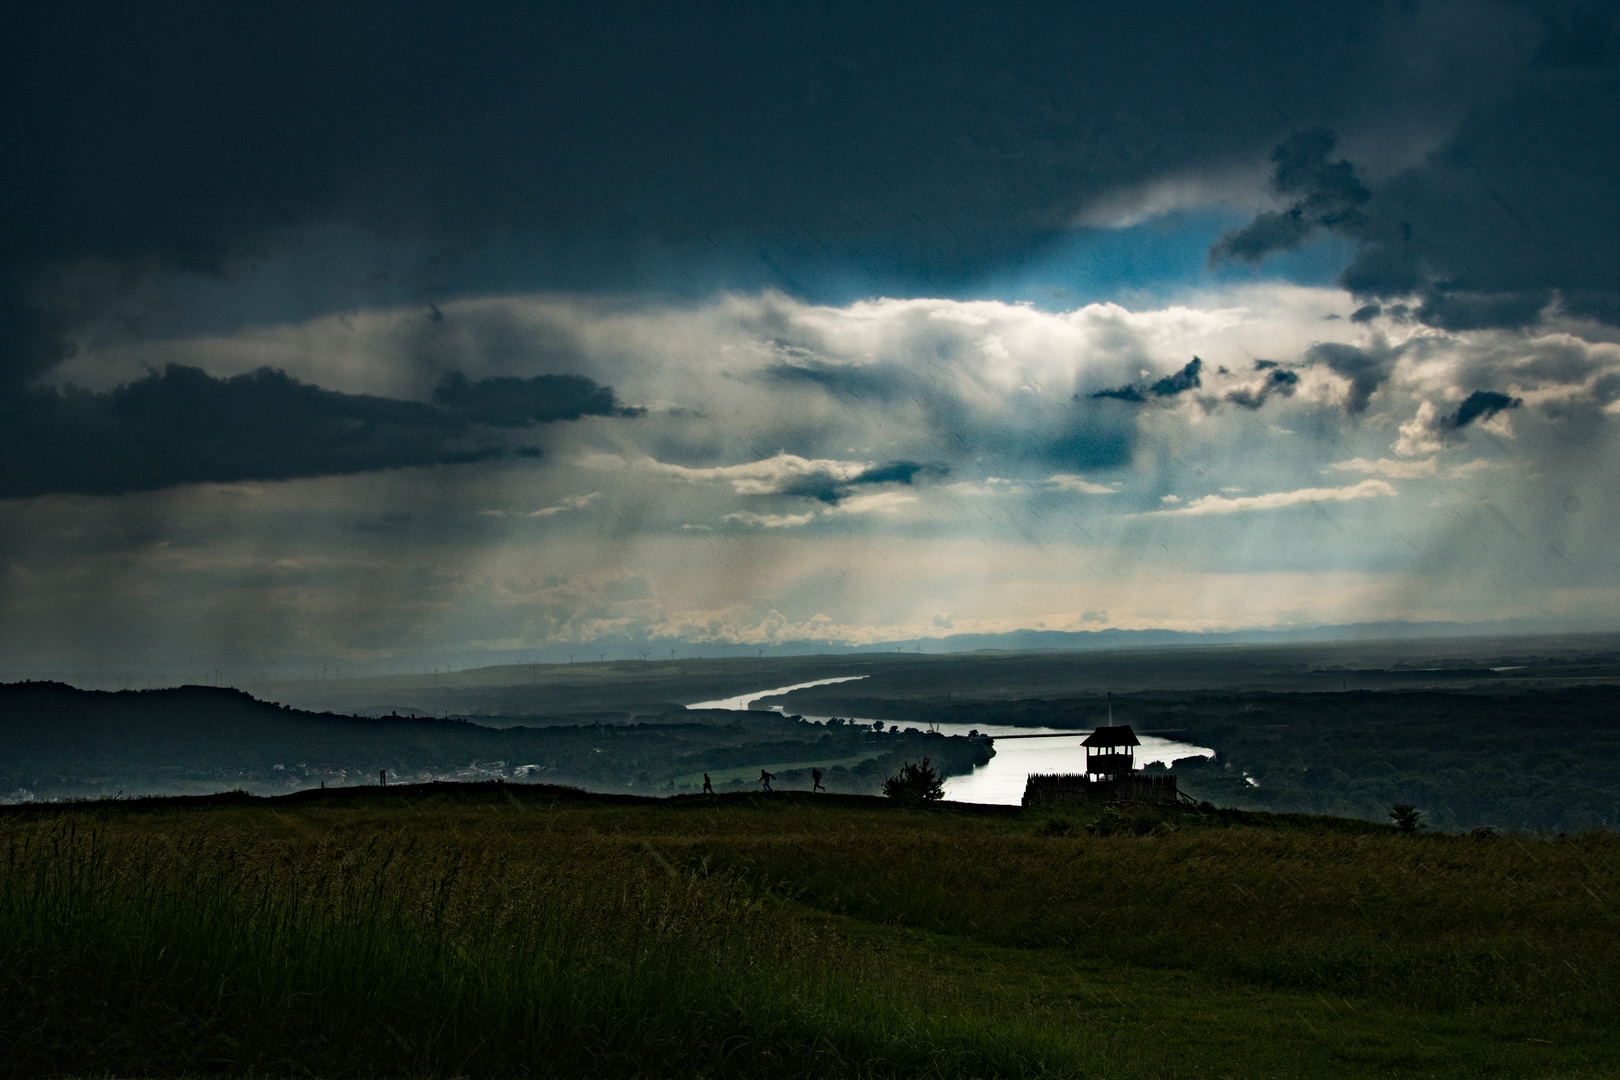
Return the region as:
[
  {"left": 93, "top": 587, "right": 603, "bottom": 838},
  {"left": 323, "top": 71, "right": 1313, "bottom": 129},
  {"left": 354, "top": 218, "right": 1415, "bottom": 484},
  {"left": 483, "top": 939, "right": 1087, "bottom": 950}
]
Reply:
[
  {"left": 0, "top": 682, "right": 988, "bottom": 801},
  {"left": 0, "top": 787, "right": 1614, "bottom": 1079}
]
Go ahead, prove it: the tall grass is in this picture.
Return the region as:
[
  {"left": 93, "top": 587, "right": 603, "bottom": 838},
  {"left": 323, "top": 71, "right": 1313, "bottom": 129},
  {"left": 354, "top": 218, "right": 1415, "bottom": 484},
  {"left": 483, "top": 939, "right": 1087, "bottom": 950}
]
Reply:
[
  {"left": 0, "top": 813, "right": 1071, "bottom": 1078},
  {"left": 4, "top": 793, "right": 1618, "bottom": 1077},
  {"left": 682, "top": 808, "right": 1620, "bottom": 1017}
]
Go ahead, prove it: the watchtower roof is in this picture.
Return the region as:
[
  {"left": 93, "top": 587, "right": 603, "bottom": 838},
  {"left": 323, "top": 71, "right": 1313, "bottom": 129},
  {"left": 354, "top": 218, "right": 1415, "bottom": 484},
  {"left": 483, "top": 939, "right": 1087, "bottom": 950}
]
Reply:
[{"left": 1082, "top": 724, "right": 1140, "bottom": 748}]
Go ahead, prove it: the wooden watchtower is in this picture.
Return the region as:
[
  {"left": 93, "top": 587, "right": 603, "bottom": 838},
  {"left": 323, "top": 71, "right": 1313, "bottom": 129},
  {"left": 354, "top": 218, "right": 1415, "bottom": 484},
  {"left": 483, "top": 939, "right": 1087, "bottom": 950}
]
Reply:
[
  {"left": 1022, "top": 697, "right": 1188, "bottom": 806},
  {"left": 1082, "top": 724, "right": 1139, "bottom": 780}
]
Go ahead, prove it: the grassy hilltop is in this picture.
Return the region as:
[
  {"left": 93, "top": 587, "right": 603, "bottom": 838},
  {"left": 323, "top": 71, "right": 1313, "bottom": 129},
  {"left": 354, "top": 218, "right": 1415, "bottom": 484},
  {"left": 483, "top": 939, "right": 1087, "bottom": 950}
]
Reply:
[{"left": 2, "top": 786, "right": 1616, "bottom": 1079}]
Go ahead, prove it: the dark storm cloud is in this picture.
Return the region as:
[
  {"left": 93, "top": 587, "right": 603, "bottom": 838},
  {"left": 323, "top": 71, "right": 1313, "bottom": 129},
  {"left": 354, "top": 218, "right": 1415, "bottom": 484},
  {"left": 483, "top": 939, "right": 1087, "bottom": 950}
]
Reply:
[
  {"left": 1414, "top": 290, "right": 1553, "bottom": 332},
  {"left": 766, "top": 353, "right": 1133, "bottom": 472},
  {"left": 1097, "top": 353, "right": 1297, "bottom": 411},
  {"left": 1091, "top": 358, "right": 1203, "bottom": 403},
  {"left": 848, "top": 461, "right": 936, "bottom": 486},
  {"left": 1452, "top": 390, "right": 1522, "bottom": 428},
  {"left": 764, "top": 360, "right": 915, "bottom": 404},
  {"left": 1215, "top": 5, "right": 1620, "bottom": 330},
  {"left": 1225, "top": 366, "right": 1300, "bottom": 409},
  {"left": 773, "top": 461, "right": 945, "bottom": 505},
  {"left": 0, "top": 366, "right": 626, "bottom": 498},
  {"left": 762, "top": 357, "right": 990, "bottom": 461},
  {"left": 1302, "top": 341, "right": 1398, "bottom": 414},
  {"left": 1592, "top": 371, "right": 1620, "bottom": 406},
  {"left": 0, "top": 1, "right": 1555, "bottom": 386},
  {"left": 1149, "top": 357, "right": 1204, "bottom": 397},
  {"left": 431, "top": 372, "right": 642, "bottom": 425},
  {"left": 1208, "top": 130, "right": 1371, "bottom": 265}
]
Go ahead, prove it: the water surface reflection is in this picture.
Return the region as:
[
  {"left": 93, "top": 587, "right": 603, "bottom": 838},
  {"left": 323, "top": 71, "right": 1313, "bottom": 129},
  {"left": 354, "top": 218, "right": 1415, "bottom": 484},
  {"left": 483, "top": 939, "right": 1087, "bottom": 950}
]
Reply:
[
  {"left": 930, "top": 724, "right": 1214, "bottom": 805},
  {"left": 687, "top": 678, "right": 1214, "bottom": 806}
]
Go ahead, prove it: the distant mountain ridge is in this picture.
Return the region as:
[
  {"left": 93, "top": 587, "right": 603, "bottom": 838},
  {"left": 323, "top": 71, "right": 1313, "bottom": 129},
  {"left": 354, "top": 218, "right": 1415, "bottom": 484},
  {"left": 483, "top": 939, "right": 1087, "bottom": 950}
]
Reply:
[
  {"left": 866, "top": 620, "right": 1618, "bottom": 654},
  {"left": 11, "top": 620, "right": 1620, "bottom": 685},
  {"left": 406, "top": 618, "right": 1620, "bottom": 669}
]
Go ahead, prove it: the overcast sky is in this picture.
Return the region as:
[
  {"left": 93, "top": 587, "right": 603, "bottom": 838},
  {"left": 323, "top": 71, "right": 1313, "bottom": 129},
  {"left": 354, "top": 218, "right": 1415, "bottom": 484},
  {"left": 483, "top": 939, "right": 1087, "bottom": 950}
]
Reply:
[{"left": 3, "top": 1, "right": 1618, "bottom": 672}]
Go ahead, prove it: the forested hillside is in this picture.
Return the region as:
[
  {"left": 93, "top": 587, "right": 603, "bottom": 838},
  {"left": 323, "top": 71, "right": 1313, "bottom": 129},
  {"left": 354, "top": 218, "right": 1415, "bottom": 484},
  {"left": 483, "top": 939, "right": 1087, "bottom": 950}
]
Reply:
[
  {"left": 779, "top": 683, "right": 1620, "bottom": 832},
  {"left": 0, "top": 682, "right": 989, "bottom": 802}
]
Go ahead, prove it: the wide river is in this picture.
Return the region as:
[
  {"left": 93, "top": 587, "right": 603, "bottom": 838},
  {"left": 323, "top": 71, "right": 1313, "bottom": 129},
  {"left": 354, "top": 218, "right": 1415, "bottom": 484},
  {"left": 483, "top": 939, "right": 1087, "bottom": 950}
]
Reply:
[{"left": 687, "top": 678, "right": 1214, "bottom": 806}]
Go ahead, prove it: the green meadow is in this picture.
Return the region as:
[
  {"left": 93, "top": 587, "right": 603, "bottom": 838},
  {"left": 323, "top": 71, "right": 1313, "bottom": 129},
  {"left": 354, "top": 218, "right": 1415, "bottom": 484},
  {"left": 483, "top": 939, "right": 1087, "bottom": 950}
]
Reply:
[{"left": 2, "top": 785, "right": 1616, "bottom": 1078}]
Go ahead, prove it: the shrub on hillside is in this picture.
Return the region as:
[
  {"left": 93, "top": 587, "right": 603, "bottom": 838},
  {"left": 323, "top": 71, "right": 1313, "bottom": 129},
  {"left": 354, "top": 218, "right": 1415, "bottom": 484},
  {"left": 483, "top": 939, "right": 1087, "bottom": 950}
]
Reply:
[
  {"left": 882, "top": 758, "right": 944, "bottom": 801},
  {"left": 1087, "top": 806, "right": 1168, "bottom": 836},
  {"left": 1388, "top": 803, "right": 1423, "bottom": 832},
  {"left": 1034, "top": 816, "right": 1073, "bottom": 837}
]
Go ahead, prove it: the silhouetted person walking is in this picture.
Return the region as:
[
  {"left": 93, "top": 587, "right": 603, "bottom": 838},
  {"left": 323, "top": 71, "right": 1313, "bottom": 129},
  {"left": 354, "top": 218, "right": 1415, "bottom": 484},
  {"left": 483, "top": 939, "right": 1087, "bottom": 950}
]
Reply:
[
  {"left": 759, "top": 769, "right": 773, "bottom": 791},
  {"left": 811, "top": 768, "right": 825, "bottom": 792},
  {"left": 702, "top": 773, "right": 714, "bottom": 794}
]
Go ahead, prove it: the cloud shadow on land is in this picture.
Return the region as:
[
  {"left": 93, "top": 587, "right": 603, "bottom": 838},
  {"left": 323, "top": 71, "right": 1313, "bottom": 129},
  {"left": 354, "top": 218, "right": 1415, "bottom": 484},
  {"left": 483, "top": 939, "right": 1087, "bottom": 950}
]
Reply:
[{"left": 0, "top": 365, "right": 631, "bottom": 498}]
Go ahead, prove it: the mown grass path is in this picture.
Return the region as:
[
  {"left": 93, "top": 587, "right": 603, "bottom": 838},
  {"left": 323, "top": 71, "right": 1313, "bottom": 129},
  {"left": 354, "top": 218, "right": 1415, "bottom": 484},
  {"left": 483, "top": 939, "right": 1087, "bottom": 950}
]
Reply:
[{"left": 1, "top": 784, "right": 1615, "bottom": 1078}]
